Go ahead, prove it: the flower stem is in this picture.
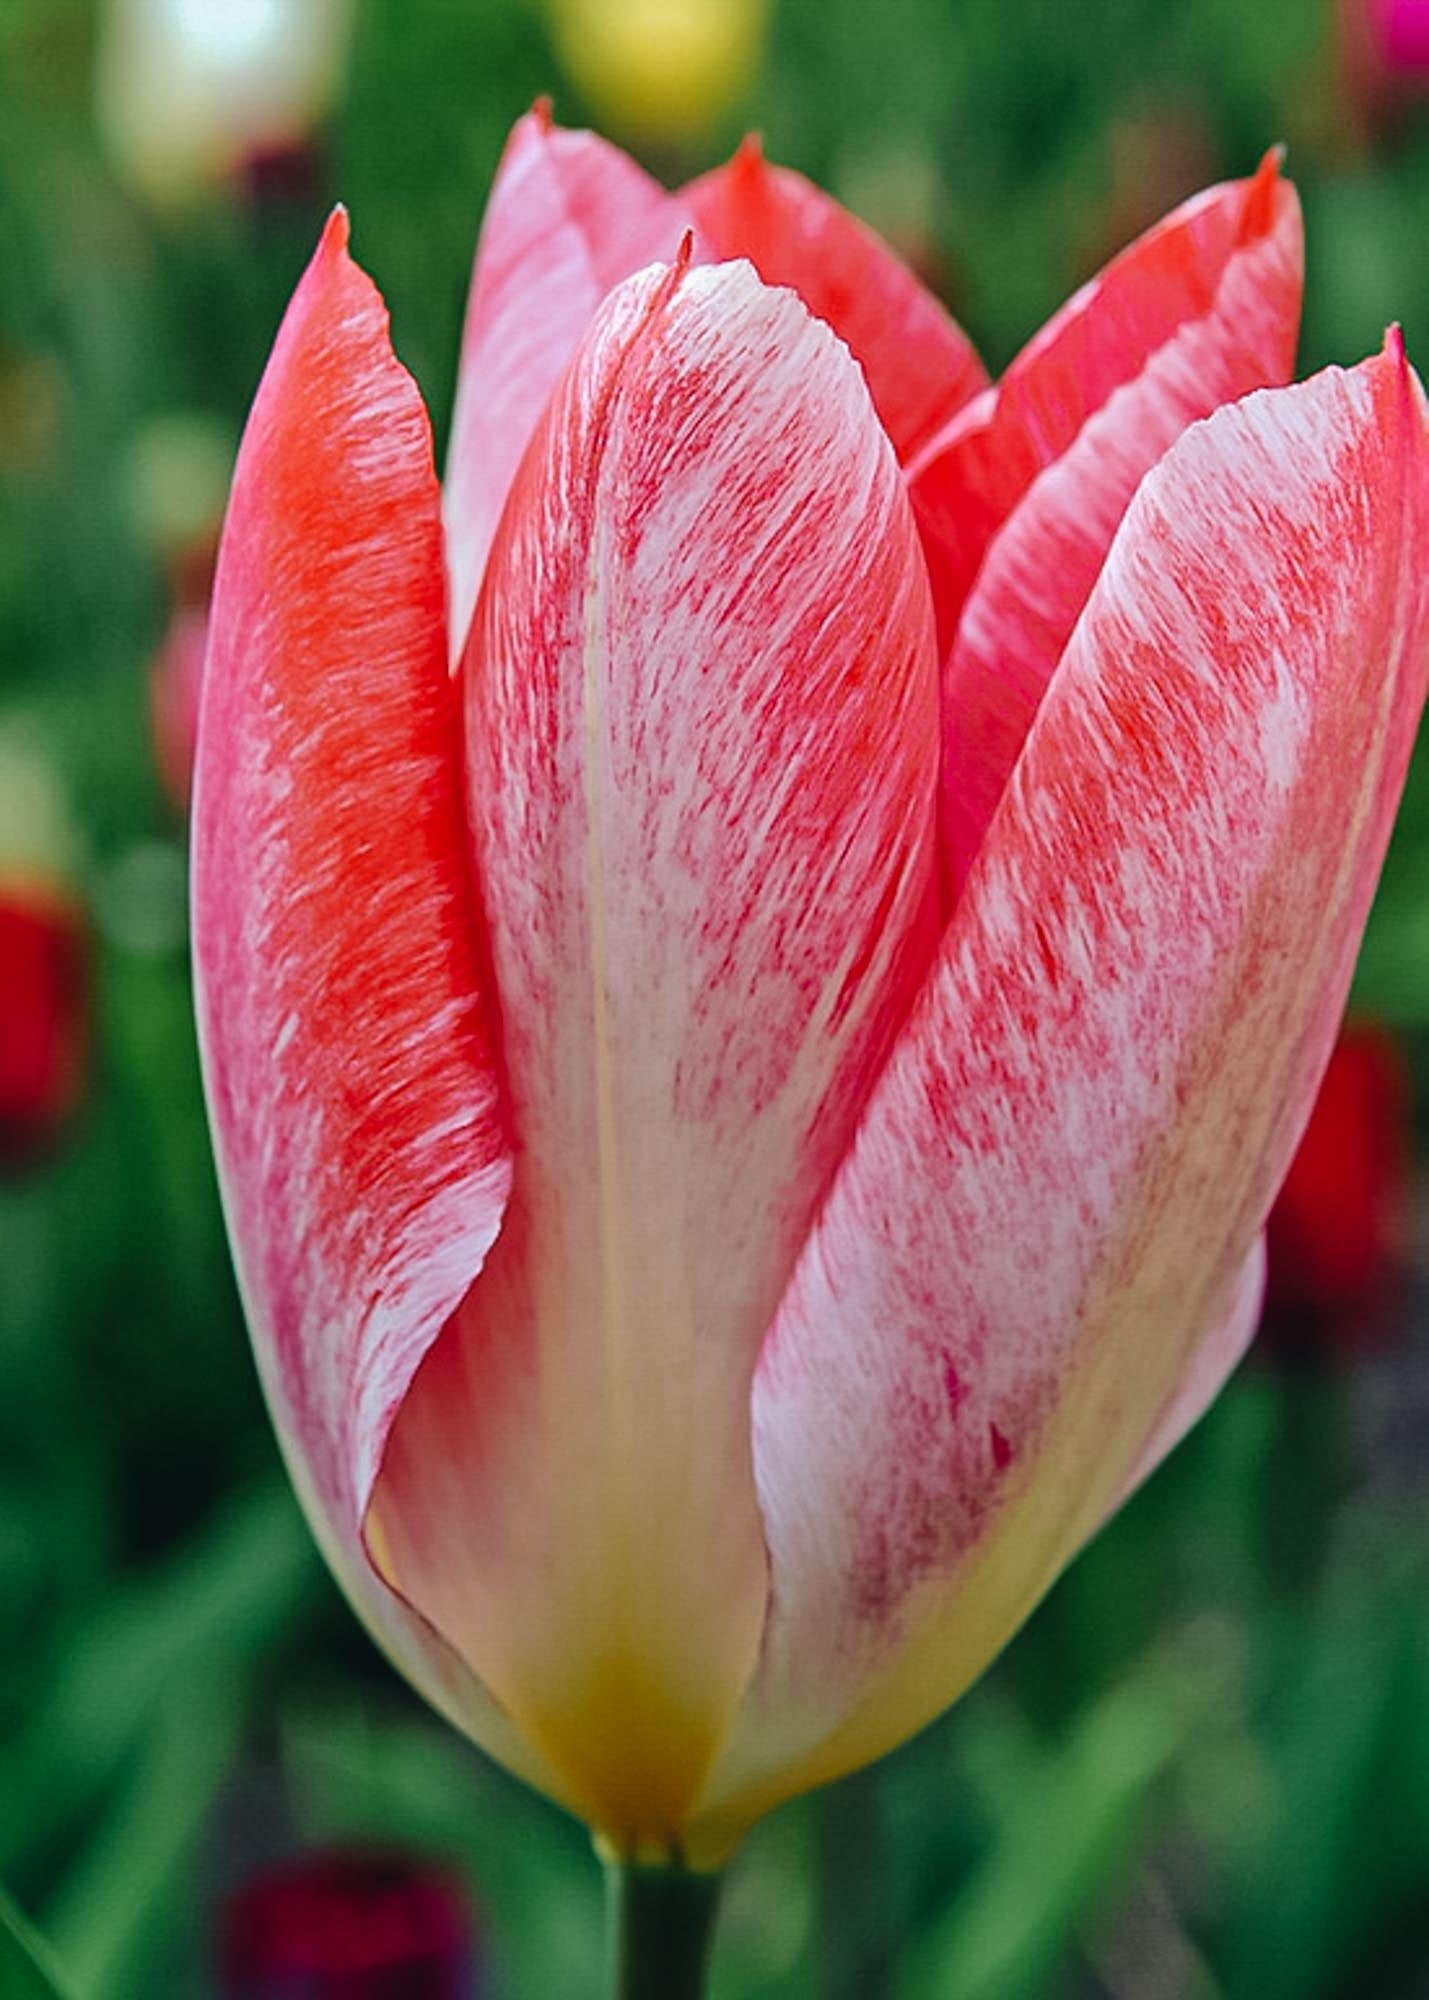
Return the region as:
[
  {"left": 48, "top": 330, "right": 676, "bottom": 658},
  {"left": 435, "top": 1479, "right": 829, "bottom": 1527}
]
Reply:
[{"left": 604, "top": 1858, "right": 723, "bottom": 2000}]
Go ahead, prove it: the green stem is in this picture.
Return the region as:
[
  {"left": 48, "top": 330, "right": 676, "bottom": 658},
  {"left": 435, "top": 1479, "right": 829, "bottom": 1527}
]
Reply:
[{"left": 604, "top": 1859, "right": 723, "bottom": 2000}]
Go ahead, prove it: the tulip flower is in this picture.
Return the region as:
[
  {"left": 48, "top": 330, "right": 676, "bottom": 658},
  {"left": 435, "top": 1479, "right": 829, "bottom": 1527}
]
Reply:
[{"left": 193, "top": 105, "right": 1429, "bottom": 1992}]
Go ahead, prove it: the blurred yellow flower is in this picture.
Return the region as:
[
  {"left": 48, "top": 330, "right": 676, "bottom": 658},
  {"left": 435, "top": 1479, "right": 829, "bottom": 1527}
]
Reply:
[{"left": 546, "top": 0, "right": 769, "bottom": 145}]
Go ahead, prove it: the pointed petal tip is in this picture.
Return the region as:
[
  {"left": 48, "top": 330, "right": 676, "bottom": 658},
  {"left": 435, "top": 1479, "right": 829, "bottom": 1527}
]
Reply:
[
  {"left": 1237, "top": 144, "right": 1291, "bottom": 241},
  {"left": 1378, "top": 324, "right": 1429, "bottom": 434},
  {"left": 531, "top": 92, "right": 554, "bottom": 132},
  {"left": 733, "top": 130, "right": 766, "bottom": 175},
  {"left": 319, "top": 204, "right": 351, "bottom": 256}
]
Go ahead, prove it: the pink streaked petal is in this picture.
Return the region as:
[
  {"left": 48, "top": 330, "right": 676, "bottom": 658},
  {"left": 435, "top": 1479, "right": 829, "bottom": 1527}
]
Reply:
[
  {"left": 909, "top": 153, "right": 1300, "bottom": 658},
  {"left": 684, "top": 137, "right": 988, "bottom": 465},
  {"left": 689, "top": 341, "right": 1429, "bottom": 1855},
  {"left": 940, "top": 160, "right": 1302, "bottom": 894},
  {"left": 192, "top": 213, "right": 534, "bottom": 1773},
  {"left": 373, "top": 256, "right": 940, "bottom": 1849},
  {"left": 443, "top": 104, "right": 695, "bottom": 668}
]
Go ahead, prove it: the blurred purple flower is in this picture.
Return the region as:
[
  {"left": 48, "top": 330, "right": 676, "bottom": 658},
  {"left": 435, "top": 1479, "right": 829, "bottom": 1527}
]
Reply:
[{"left": 1372, "top": 0, "right": 1429, "bottom": 72}]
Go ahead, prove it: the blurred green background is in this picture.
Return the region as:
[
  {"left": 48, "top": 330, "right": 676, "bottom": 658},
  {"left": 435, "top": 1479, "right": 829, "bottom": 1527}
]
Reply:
[{"left": 4, "top": 0, "right": 1429, "bottom": 1993}]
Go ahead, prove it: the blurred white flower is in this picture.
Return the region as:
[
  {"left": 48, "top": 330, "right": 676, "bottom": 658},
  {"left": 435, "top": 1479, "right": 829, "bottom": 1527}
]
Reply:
[{"left": 96, "top": 0, "right": 353, "bottom": 207}]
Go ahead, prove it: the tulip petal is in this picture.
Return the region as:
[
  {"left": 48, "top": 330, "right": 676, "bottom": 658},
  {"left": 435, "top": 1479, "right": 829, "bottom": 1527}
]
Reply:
[
  {"left": 192, "top": 214, "right": 557, "bottom": 1796},
  {"left": 910, "top": 155, "right": 1302, "bottom": 664},
  {"left": 689, "top": 340, "right": 1429, "bottom": 1858},
  {"left": 685, "top": 137, "right": 988, "bottom": 465},
  {"left": 443, "top": 105, "right": 695, "bottom": 667},
  {"left": 372, "top": 256, "right": 940, "bottom": 1851},
  {"left": 937, "top": 157, "right": 1302, "bottom": 894}
]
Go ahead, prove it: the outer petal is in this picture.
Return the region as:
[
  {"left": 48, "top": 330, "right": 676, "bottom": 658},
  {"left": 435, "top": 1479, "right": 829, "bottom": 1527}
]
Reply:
[
  {"left": 685, "top": 137, "right": 988, "bottom": 465},
  {"left": 938, "top": 156, "right": 1303, "bottom": 894},
  {"left": 688, "top": 340, "right": 1429, "bottom": 1859},
  {"left": 909, "top": 154, "right": 1301, "bottom": 663},
  {"left": 371, "top": 256, "right": 940, "bottom": 1852},
  {"left": 192, "top": 215, "right": 554, "bottom": 1799},
  {"left": 443, "top": 105, "right": 695, "bottom": 667}
]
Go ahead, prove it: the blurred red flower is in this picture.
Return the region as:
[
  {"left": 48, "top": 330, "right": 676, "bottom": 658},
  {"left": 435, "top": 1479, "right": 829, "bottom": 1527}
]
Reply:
[
  {"left": 1261, "top": 1021, "right": 1413, "bottom": 1360},
  {"left": 219, "top": 1847, "right": 479, "bottom": 1998},
  {"left": 0, "top": 883, "right": 88, "bottom": 1167}
]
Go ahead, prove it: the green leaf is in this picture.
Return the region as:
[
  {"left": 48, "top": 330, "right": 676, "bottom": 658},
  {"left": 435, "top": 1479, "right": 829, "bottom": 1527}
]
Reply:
[
  {"left": 283, "top": 1699, "right": 601, "bottom": 1997},
  {"left": 0, "top": 1886, "right": 74, "bottom": 2000},
  {"left": 0, "top": 1479, "right": 317, "bottom": 1877},
  {"left": 43, "top": 1666, "right": 246, "bottom": 2000},
  {"left": 1208, "top": 1567, "right": 1429, "bottom": 2000},
  {"left": 897, "top": 1646, "right": 1224, "bottom": 2000}
]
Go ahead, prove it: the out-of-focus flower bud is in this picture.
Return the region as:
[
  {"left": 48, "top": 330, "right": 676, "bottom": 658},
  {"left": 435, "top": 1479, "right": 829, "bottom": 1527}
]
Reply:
[
  {"left": 545, "top": 0, "right": 769, "bottom": 146},
  {"left": 0, "top": 737, "right": 88, "bottom": 1167},
  {"left": 1261, "top": 1020, "right": 1413, "bottom": 1362},
  {"left": 219, "top": 1848, "right": 481, "bottom": 1998},
  {"left": 1336, "top": 0, "right": 1429, "bottom": 143},
  {"left": 95, "top": 0, "right": 353, "bottom": 209},
  {"left": 1366, "top": 0, "right": 1429, "bottom": 74}
]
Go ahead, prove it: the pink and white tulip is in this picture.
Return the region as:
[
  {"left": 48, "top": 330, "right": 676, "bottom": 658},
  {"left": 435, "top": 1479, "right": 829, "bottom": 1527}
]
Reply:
[{"left": 192, "top": 108, "right": 1429, "bottom": 1863}]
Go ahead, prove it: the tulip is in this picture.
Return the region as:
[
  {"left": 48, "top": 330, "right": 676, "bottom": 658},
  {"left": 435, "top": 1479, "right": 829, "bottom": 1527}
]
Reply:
[{"left": 193, "top": 105, "right": 1429, "bottom": 1991}]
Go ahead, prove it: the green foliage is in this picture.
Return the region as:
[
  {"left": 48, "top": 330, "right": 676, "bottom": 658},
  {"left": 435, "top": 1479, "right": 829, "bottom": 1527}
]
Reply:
[{"left": 0, "top": 1888, "right": 74, "bottom": 2000}]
